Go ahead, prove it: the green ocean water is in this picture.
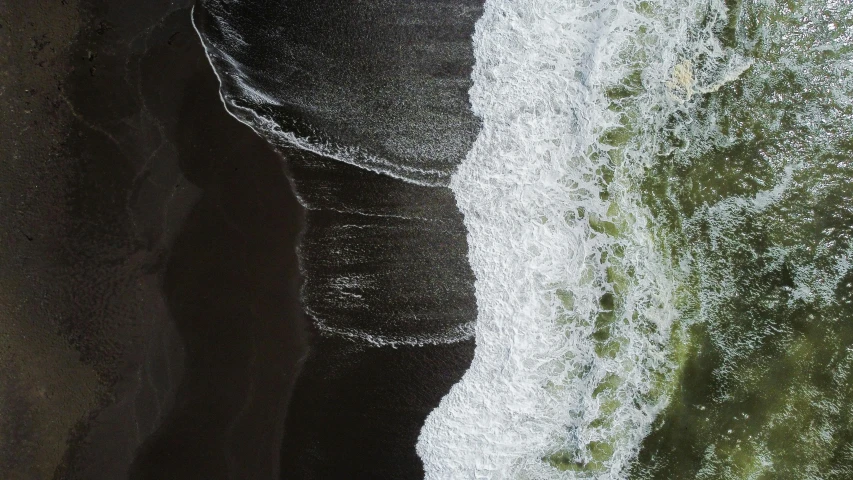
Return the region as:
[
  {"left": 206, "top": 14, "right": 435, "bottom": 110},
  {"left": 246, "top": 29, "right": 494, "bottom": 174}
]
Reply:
[{"left": 630, "top": 0, "right": 853, "bottom": 476}]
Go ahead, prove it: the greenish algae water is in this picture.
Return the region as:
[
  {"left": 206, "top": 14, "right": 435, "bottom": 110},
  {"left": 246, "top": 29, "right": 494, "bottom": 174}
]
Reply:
[{"left": 632, "top": 0, "right": 853, "bottom": 476}]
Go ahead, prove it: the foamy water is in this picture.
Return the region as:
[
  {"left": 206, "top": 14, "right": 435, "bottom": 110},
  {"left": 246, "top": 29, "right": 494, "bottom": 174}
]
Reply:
[{"left": 416, "top": 0, "right": 746, "bottom": 476}]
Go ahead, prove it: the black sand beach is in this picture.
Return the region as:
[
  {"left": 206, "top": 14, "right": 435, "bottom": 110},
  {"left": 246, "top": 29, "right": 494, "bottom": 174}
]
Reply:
[
  {"left": 2, "top": 1, "right": 307, "bottom": 478},
  {"left": 2, "top": 0, "right": 479, "bottom": 478}
]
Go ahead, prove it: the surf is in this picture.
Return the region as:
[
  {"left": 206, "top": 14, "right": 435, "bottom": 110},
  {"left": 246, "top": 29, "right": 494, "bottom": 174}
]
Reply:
[{"left": 416, "top": 0, "right": 754, "bottom": 476}]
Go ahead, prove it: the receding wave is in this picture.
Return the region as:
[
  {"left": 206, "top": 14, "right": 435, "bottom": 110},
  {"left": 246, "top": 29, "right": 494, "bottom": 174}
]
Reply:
[{"left": 192, "top": 0, "right": 482, "bottom": 186}]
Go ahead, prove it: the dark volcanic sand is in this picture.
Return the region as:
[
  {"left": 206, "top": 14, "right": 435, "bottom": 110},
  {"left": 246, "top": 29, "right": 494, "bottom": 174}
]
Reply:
[
  {"left": 2, "top": 0, "right": 478, "bottom": 478},
  {"left": 126, "top": 13, "right": 308, "bottom": 480},
  {"left": 2, "top": 1, "right": 307, "bottom": 478}
]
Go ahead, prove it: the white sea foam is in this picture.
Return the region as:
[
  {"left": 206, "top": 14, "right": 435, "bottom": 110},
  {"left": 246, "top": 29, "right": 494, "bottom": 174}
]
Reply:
[
  {"left": 308, "top": 312, "right": 475, "bottom": 348},
  {"left": 417, "top": 0, "right": 742, "bottom": 477},
  {"left": 221, "top": 99, "right": 445, "bottom": 187}
]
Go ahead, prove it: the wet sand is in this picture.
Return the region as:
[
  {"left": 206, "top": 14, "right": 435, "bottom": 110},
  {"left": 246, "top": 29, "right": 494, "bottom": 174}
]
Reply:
[
  {"left": 126, "top": 14, "right": 308, "bottom": 479},
  {"left": 278, "top": 151, "right": 477, "bottom": 479},
  {"left": 2, "top": 0, "right": 480, "bottom": 478},
  {"left": 1, "top": 1, "right": 307, "bottom": 478}
]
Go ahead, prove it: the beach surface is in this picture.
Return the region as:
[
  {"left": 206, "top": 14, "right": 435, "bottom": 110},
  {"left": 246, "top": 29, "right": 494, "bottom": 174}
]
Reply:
[
  {"left": 1, "top": 0, "right": 482, "bottom": 478},
  {"left": 1, "top": 1, "right": 308, "bottom": 478}
]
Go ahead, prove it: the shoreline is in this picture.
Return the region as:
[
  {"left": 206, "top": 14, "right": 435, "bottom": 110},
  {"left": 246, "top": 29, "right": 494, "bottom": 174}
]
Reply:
[{"left": 3, "top": 0, "right": 481, "bottom": 478}]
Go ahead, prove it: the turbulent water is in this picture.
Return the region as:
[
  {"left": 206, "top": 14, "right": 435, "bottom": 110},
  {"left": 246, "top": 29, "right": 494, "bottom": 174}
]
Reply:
[
  {"left": 421, "top": 0, "right": 853, "bottom": 476},
  {"left": 196, "top": 0, "right": 853, "bottom": 477}
]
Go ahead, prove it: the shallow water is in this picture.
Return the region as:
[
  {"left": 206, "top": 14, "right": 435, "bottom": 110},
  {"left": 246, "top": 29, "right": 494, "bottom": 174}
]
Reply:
[
  {"left": 634, "top": 0, "right": 853, "bottom": 476},
  {"left": 421, "top": 0, "right": 853, "bottom": 476}
]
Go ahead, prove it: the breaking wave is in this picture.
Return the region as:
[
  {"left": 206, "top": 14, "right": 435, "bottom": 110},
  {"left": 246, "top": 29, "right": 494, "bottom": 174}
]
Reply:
[{"left": 417, "top": 0, "right": 761, "bottom": 476}]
